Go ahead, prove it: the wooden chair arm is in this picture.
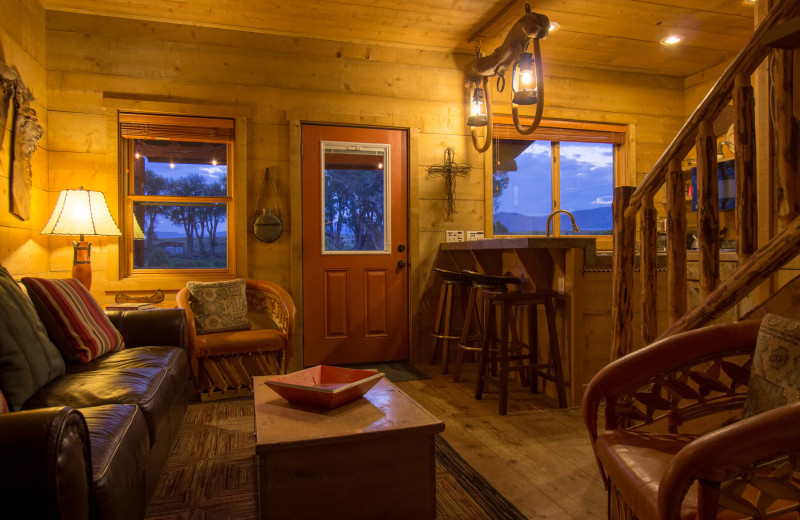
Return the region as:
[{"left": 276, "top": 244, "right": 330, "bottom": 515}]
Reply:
[
  {"left": 583, "top": 320, "right": 761, "bottom": 443},
  {"left": 245, "top": 279, "right": 295, "bottom": 335},
  {"left": 659, "top": 400, "right": 800, "bottom": 519},
  {"left": 175, "top": 287, "right": 199, "bottom": 376}
]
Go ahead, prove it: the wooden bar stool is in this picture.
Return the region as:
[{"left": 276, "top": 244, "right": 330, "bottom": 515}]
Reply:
[
  {"left": 429, "top": 268, "right": 472, "bottom": 373},
  {"left": 472, "top": 275, "right": 568, "bottom": 415},
  {"left": 451, "top": 271, "right": 520, "bottom": 383}
]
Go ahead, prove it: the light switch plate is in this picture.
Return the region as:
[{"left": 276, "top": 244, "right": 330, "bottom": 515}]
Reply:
[
  {"left": 446, "top": 230, "right": 464, "bottom": 243},
  {"left": 466, "top": 231, "right": 485, "bottom": 241}
]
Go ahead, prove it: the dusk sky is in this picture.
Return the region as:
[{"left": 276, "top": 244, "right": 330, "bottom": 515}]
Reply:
[{"left": 495, "top": 141, "right": 614, "bottom": 217}]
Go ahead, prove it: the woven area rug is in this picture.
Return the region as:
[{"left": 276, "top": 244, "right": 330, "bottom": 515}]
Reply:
[{"left": 144, "top": 399, "right": 526, "bottom": 520}]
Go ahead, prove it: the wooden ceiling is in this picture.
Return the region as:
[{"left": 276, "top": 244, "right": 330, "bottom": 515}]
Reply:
[{"left": 41, "top": 0, "right": 757, "bottom": 78}]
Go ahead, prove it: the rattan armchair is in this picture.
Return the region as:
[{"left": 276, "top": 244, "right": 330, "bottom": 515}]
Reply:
[
  {"left": 583, "top": 319, "right": 800, "bottom": 520},
  {"left": 177, "top": 278, "right": 295, "bottom": 400}
]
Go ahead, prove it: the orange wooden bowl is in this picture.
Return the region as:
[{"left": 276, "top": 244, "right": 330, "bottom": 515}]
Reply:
[{"left": 263, "top": 365, "right": 385, "bottom": 409}]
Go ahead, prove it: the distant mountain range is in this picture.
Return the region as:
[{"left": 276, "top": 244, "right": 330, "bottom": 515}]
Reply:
[{"left": 495, "top": 207, "right": 612, "bottom": 234}]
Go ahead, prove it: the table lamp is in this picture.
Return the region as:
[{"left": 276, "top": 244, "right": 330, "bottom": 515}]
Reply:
[{"left": 41, "top": 187, "right": 122, "bottom": 290}]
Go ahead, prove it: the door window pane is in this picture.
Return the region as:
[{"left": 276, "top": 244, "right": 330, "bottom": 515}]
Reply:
[
  {"left": 493, "top": 139, "right": 552, "bottom": 235},
  {"left": 322, "top": 143, "right": 390, "bottom": 254},
  {"left": 559, "top": 142, "right": 614, "bottom": 235}
]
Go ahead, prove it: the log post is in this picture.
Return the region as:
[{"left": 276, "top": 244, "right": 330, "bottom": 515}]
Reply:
[
  {"left": 658, "top": 213, "right": 800, "bottom": 339},
  {"left": 666, "top": 158, "right": 687, "bottom": 325},
  {"left": 734, "top": 72, "right": 757, "bottom": 263},
  {"left": 611, "top": 186, "right": 636, "bottom": 361},
  {"left": 696, "top": 120, "right": 720, "bottom": 297},
  {"left": 775, "top": 48, "right": 800, "bottom": 229},
  {"left": 640, "top": 195, "right": 658, "bottom": 345}
]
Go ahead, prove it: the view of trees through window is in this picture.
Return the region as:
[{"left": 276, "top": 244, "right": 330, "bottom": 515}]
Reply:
[
  {"left": 130, "top": 139, "right": 229, "bottom": 269},
  {"left": 493, "top": 138, "right": 614, "bottom": 236},
  {"left": 324, "top": 168, "right": 386, "bottom": 252},
  {"left": 322, "top": 145, "right": 388, "bottom": 253}
]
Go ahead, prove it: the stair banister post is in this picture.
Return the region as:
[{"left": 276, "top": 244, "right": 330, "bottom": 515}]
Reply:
[
  {"left": 666, "top": 158, "right": 688, "bottom": 325},
  {"left": 658, "top": 213, "right": 800, "bottom": 339},
  {"left": 640, "top": 195, "right": 658, "bottom": 345},
  {"left": 775, "top": 47, "right": 800, "bottom": 229},
  {"left": 697, "top": 120, "right": 720, "bottom": 298},
  {"left": 611, "top": 186, "right": 636, "bottom": 361},
  {"left": 734, "top": 72, "right": 757, "bottom": 263}
]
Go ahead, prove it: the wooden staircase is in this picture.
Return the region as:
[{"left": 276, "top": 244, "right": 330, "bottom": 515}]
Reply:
[{"left": 611, "top": 0, "right": 800, "bottom": 360}]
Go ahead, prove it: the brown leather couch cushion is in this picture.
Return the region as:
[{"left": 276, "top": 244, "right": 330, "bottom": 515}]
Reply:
[
  {"left": 81, "top": 404, "right": 148, "bottom": 520},
  {"left": 24, "top": 366, "right": 173, "bottom": 447},
  {"left": 596, "top": 430, "right": 700, "bottom": 520},
  {"left": 66, "top": 346, "right": 190, "bottom": 399}
]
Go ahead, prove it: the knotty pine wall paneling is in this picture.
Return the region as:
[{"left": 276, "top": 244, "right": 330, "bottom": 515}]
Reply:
[
  {"left": 39, "top": 7, "right": 701, "bottom": 364},
  {"left": 0, "top": 0, "right": 50, "bottom": 279}
]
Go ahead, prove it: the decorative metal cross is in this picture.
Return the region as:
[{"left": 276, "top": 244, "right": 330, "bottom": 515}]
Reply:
[{"left": 427, "top": 147, "right": 472, "bottom": 222}]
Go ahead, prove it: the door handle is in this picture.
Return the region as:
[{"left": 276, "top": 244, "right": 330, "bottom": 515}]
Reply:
[{"left": 397, "top": 260, "right": 406, "bottom": 268}]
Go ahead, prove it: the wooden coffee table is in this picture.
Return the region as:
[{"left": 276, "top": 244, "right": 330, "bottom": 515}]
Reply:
[{"left": 253, "top": 375, "right": 444, "bottom": 520}]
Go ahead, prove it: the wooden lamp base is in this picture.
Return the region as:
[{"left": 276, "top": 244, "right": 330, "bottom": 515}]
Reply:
[{"left": 72, "top": 240, "right": 92, "bottom": 290}]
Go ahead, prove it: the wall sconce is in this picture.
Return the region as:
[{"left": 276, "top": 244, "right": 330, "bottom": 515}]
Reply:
[
  {"left": 41, "top": 187, "right": 122, "bottom": 290},
  {"left": 466, "top": 3, "right": 550, "bottom": 152}
]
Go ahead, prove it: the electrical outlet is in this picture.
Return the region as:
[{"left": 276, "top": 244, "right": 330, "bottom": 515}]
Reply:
[
  {"left": 466, "top": 231, "right": 484, "bottom": 241},
  {"left": 446, "top": 230, "right": 464, "bottom": 243},
  {"left": 557, "top": 277, "right": 565, "bottom": 293}
]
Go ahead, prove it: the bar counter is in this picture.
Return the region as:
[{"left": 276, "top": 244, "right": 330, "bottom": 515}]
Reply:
[{"left": 422, "top": 237, "right": 652, "bottom": 407}]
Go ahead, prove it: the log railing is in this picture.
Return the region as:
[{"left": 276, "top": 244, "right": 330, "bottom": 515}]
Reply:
[{"left": 611, "top": 0, "right": 800, "bottom": 359}]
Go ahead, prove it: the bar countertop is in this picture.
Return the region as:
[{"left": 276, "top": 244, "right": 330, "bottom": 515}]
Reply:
[{"left": 439, "top": 237, "right": 598, "bottom": 265}]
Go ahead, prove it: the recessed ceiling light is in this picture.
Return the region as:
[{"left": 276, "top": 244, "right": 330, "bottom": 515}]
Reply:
[
  {"left": 660, "top": 35, "right": 681, "bottom": 45},
  {"left": 549, "top": 21, "right": 560, "bottom": 33}
]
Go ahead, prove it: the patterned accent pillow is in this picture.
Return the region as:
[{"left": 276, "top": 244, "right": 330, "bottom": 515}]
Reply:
[
  {"left": 21, "top": 278, "right": 125, "bottom": 363},
  {"left": 187, "top": 278, "right": 251, "bottom": 335},
  {"left": 742, "top": 313, "right": 800, "bottom": 419}
]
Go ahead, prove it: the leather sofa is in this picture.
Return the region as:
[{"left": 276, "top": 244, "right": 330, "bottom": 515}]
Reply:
[{"left": 0, "top": 308, "right": 190, "bottom": 520}]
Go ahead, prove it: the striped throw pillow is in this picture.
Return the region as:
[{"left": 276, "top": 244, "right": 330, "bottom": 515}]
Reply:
[{"left": 21, "top": 278, "right": 125, "bottom": 363}]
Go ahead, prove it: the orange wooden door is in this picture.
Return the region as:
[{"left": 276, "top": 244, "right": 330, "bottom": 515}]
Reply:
[{"left": 302, "top": 124, "right": 408, "bottom": 366}]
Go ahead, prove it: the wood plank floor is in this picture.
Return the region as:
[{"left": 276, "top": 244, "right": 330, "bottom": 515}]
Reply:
[{"left": 396, "top": 362, "right": 607, "bottom": 520}]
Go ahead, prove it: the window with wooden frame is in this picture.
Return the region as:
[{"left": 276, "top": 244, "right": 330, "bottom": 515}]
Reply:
[
  {"left": 119, "top": 113, "right": 235, "bottom": 277},
  {"left": 492, "top": 118, "right": 626, "bottom": 248}
]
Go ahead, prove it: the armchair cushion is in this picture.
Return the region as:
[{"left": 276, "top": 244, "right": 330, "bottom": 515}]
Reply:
[
  {"left": 0, "top": 266, "right": 65, "bottom": 411},
  {"left": 21, "top": 277, "right": 124, "bottom": 363},
  {"left": 742, "top": 313, "right": 800, "bottom": 419},
  {"left": 187, "top": 278, "right": 250, "bottom": 334}
]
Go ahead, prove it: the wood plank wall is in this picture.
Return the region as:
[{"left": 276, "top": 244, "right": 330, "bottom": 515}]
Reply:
[
  {"left": 2, "top": 5, "right": 691, "bottom": 363},
  {"left": 0, "top": 0, "right": 50, "bottom": 278}
]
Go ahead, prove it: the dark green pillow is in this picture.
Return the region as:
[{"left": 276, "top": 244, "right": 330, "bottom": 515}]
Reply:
[{"left": 0, "top": 265, "right": 65, "bottom": 410}]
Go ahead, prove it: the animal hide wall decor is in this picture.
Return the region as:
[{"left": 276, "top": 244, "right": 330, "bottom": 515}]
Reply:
[{"left": 1, "top": 60, "right": 43, "bottom": 221}]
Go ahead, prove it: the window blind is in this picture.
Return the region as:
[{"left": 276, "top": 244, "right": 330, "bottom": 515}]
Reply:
[{"left": 119, "top": 113, "right": 235, "bottom": 142}]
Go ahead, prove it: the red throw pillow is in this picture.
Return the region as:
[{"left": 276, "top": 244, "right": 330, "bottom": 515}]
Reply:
[
  {"left": 0, "top": 389, "right": 8, "bottom": 414},
  {"left": 21, "top": 278, "right": 125, "bottom": 363}
]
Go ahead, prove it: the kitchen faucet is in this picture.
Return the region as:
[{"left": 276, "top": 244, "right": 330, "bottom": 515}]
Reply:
[{"left": 546, "top": 209, "right": 580, "bottom": 237}]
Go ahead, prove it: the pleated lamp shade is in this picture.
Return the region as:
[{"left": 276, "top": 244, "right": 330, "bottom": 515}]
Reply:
[
  {"left": 41, "top": 189, "right": 122, "bottom": 238},
  {"left": 41, "top": 188, "right": 121, "bottom": 290}
]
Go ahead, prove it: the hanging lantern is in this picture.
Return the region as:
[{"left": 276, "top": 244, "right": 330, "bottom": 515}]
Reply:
[
  {"left": 467, "top": 85, "right": 488, "bottom": 127},
  {"left": 512, "top": 49, "right": 537, "bottom": 106}
]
